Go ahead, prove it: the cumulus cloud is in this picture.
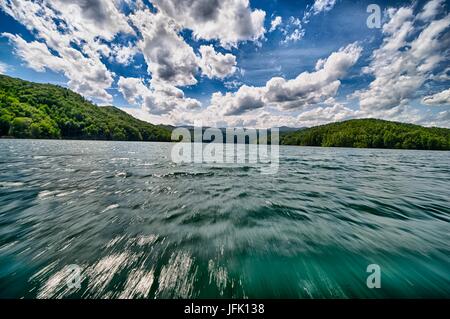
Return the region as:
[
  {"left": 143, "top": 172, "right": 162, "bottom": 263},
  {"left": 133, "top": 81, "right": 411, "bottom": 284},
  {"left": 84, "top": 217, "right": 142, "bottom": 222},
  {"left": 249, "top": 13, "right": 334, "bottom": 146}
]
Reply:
[
  {"left": 353, "top": 4, "right": 450, "bottom": 115},
  {"left": 110, "top": 43, "right": 138, "bottom": 66},
  {"left": 117, "top": 77, "right": 148, "bottom": 105},
  {"left": 167, "top": 106, "right": 302, "bottom": 129},
  {"left": 264, "top": 43, "right": 362, "bottom": 109},
  {"left": 198, "top": 45, "right": 237, "bottom": 79},
  {"left": 209, "top": 42, "right": 362, "bottom": 115},
  {"left": 422, "top": 88, "right": 450, "bottom": 105},
  {"left": 269, "top": 16, "right": 282, "bottom": 32},
  {"left": 3, "top": 33, "right": 114, "bottom": 102},
  {"left": 417, "top": 0, "right": 445, "bottom": 21},
  {"left": 49, "top": 0, "right": 134, "bottom": 41},
  {"left": 210, "top": 85, "right": 265, "bottom": 115},
  {"left": 129, "top": 10, "right": 199, "bottom": 86},
  {"left": 150, "top": 0, "right": 266, "bottom": 47},
  {"left": 118, "top": 76, "right": 201, "bottom": 115},
  {"left": 297, "top": 103, "right": 355, "bottom": 126},
  {"left": 168, "top": 101, "right": 356, "bottom": 129},
  {"left": 0, "top": 0, "right": 134, "bottom": 102}
]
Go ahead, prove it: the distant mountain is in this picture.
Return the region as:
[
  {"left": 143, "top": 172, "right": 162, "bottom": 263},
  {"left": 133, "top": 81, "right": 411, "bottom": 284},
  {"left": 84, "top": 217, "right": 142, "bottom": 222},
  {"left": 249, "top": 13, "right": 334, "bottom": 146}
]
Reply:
[
  {"left": 166, "top": 126, "right": 277, "bottom": 144},
  {"left": 278, "top": 126, "right": 304, "bottom": 132},
  {"left": 0, "top": 75, "right": 171, "bottom": 141},
  {"left": 280, "top": 119, "right": 450, "bottom": 150}
]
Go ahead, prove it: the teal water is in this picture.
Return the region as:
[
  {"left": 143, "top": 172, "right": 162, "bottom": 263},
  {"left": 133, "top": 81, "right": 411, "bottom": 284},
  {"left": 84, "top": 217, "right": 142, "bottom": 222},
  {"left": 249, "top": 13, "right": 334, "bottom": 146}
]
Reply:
[{"left": 0, "top": 139, "right": 449, "bottom": 298}]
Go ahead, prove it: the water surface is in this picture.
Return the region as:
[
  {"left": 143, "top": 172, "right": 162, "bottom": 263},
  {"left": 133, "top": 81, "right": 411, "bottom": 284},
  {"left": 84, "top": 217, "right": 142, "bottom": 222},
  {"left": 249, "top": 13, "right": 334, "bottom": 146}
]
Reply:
[{"left": 0, "top": 140, "right": 449, "bottom": 298}]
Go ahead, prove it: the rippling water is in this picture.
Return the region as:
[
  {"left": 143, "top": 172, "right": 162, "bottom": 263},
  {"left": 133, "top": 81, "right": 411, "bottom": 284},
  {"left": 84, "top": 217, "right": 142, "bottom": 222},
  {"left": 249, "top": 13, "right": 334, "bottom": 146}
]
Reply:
[{"left": 0, "top": 139, "right": 449, "bottom": 298}]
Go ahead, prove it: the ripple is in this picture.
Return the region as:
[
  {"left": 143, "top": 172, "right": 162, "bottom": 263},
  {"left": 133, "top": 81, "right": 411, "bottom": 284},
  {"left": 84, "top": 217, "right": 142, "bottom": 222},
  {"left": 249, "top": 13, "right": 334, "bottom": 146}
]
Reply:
[
  {"left": 101, "top": 204, "right": 119, "bottom": 213},
  {"left": 1, "top": 140, "right": 449, "bottom": 298}
]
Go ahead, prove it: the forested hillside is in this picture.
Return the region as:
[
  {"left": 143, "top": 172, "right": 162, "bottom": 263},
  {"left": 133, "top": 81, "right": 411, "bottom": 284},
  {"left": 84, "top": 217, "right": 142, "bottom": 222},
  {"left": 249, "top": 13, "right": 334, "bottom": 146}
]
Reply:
[
  {"left": 0, "top": 75, "right": 171, "bottom": 141},
  {"left": 280, "top": 119, "right": 450, "bottom": 150}
]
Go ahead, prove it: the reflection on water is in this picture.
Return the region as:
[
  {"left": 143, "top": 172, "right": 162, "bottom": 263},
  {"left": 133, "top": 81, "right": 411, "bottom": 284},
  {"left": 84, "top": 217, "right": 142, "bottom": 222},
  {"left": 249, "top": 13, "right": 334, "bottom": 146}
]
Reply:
[{"left": 0, "top": 139, "right": 449, "bottom": 298}]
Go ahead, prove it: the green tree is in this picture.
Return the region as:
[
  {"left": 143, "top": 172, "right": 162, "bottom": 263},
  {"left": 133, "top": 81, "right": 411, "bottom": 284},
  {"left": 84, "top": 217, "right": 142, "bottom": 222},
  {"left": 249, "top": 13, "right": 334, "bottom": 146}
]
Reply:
[
  {"left": 9, "top": 117, "right": 32, "bottom": 138},
  {"left": 281, "top": 119, "right": 450, "bottom": 150}
]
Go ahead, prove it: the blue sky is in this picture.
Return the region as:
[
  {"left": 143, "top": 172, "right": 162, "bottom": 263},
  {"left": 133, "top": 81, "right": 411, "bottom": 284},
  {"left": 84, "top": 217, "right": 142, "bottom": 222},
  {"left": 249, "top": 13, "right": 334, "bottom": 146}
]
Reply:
[{"left": 0, "top": 0, "right": 449, "bottom": 128}]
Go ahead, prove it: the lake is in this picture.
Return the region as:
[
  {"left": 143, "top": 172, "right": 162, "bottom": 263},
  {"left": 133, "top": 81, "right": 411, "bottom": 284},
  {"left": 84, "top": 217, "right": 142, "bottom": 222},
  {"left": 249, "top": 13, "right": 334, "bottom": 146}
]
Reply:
[{"left": 0, "top": 139, "right": 449, "bottom": 298}]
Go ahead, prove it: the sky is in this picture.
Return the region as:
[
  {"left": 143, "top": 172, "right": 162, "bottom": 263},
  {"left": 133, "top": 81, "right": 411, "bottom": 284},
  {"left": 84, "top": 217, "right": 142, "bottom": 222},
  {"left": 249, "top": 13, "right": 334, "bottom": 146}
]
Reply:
[{"left": 0, "top": 0, "right": 449, "bottom": 128}]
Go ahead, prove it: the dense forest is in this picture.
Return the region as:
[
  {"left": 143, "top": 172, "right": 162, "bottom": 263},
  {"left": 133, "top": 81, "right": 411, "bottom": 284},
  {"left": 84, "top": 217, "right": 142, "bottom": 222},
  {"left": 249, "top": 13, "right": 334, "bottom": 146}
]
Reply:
[
  {"left": 0, "top": 75, "right": 171, "bottom": 141},
  {"left": 280, "top": 119, "right": 450, "bottom": 150}
]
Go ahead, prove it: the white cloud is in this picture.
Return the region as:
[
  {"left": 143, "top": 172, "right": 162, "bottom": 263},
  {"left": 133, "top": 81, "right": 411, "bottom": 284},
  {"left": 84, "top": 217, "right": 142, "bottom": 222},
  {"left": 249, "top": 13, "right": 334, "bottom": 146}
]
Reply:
[
  {"left": 117, "top": 76, "right": 201, "bottom": 115},
  {"left": 3, "top": 33, "right": 114, "bottom": 102},
  {"left": 0, "top": 0, "right": 133, "bottom": 58},
  {"left": 167, "top": 106, "right": 300, "bottom": 128},
  {"left": 264, "top": 43, "right": 362, "bottom": 109},
  {"left": 422, "top": 88, "right": 450, "bottom": 105},
  {"left": 110, "top": 43, "right": 138, "bottom": 66},
  {"left": 167, "top": 101, "right": 356, "bottom": 129},
  {"left": 282, "top": 28, "right": 305, "bottom": 43},
  {"left": 150, "top": 0, "right": 266, "bottom": 48},
  {"left": 417, "top": 0, "right": 445, "bottom": 22},
  {"left": 297, "top": 103, "right": 355, "bottom": 126},
  {"left": 129, "top": 10, "right": 199, "bottom": 86},
  {"left": 49, "top": 0, "right": 134, "bottom": 41},
  {"left": 269, "top": 16, "right": 282, "bottom": 32},
  {"left": 430, "top": 67, "right": 450, "bottom": 81},
  {"left": 208, "top": 42, "right": 362, "bottom": 115},
  {"left": 224, "top": 80, "right": 243, "bottom": 90},
  {"left": 0, "top": 61, "right": 8, "bottom": 74},
  {"left": 354, "top": 5, "right": 450, "bottom": 115},
  {"left": 281, "top": 16, "right": 305, "bottom": 43},
  {"left": 312, "top": 0, "right": 337, "bottom": 15},
  {"left": 0, "top": 0, "right": 134, "bottom": 102},
  {"left": 142, "top": 83, "right": 202, "bottom": 115},
  {"left": 2, "top": 35, "right": 65, "bottom": 73},
  {"left": 210, "top": 85, "right": 265, "bottom": 116},
  {"left": 120, "top": 107, "right": 170, "bottom": 125},
  {"left": 427, "top": 110, "right": 450, "bottom": 127},
  {"left": 117, "top": 76, "right": 148, "bottom": 105},
  {"left": 289, "top": 16, "right": 302, "bottom": 26},
  {"left": 303, "top": 0, "right": 337, "bottom": 23},
  {"left": 198, "top": 45, "right": 237, "bottom": 79}
]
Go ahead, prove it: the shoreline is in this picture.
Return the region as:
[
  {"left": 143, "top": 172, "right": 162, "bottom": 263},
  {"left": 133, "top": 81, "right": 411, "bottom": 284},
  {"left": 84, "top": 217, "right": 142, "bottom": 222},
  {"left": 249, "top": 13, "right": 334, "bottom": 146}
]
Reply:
[{"left": 1, "top": 137, "right": 449, "bottom": 151}]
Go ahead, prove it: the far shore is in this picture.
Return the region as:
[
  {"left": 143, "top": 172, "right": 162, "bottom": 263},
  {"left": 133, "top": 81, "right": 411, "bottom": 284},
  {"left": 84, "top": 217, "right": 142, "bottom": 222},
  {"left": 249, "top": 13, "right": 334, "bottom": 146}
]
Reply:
[{"left": 1, "top": 137, "right": 449, "bottom": 152}]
